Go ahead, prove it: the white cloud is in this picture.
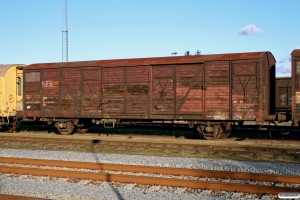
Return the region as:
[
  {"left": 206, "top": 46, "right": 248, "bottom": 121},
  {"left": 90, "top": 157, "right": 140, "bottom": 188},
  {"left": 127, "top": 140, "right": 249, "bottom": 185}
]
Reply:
[
  {"left": 276, "top": 65, "right": 291, "bottom": 75},
  {"left": 277, "top": 55, "right": 291, "bottom": 63},
  {"left": 236, "top": 24, "right": 264, "bottom": 35}
]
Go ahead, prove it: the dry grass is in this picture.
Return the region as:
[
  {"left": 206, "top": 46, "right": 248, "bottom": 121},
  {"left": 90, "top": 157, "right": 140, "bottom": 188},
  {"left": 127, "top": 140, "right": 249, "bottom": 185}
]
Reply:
[{"left": 1, "top": 131, "right": 300, "bottom": 163}]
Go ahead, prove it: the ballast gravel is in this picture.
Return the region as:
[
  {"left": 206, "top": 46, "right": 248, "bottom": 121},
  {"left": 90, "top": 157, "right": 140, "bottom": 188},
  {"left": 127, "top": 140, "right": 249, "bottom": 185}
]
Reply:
[{"left": 0, "top": 148, "right": 299, "bottom": 200}]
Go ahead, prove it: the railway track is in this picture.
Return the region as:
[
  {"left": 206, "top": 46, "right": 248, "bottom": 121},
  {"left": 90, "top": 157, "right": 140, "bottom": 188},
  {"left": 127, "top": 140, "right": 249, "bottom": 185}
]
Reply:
[
  {"left": 0, "top": 194, "right": 47, "bottom": 200},
  {"left": 1, "top": 157, "right": 299, "bottom": 196},
  {"left": 1, "top": 135, "right": 300, "bottom": 160}
]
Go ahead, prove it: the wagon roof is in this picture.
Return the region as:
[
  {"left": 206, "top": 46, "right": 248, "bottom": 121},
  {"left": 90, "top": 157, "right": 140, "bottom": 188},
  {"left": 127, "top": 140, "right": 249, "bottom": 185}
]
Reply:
[
  {"left": 291, "top": 49, "right": 300, "bottom": 56},
  {"left": 0, "top": 64, "right": 21, "bottom": 77},
  {"left": 25, "top": 51, "right": 275, "bottom": 70}
]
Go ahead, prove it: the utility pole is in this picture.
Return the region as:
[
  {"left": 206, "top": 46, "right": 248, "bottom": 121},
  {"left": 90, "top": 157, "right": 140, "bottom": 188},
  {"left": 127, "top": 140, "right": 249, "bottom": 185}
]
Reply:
[{"left": 62, "top": 0, "right": 68, "bottom": 62}]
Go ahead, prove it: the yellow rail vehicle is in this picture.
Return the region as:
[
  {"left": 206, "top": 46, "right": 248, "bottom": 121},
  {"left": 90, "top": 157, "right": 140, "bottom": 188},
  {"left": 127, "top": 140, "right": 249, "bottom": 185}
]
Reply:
[{"left": 0, "top": 64, "right": 24, "bottom": 132}]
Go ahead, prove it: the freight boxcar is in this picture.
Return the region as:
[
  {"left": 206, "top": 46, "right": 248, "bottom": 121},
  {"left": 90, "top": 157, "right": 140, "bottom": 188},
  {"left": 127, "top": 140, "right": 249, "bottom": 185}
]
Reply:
[
  {"left": 291, "top": 49, "right": 300, "bottom": 125},
  {"left": 23, "top": 51, "right": 280, "bottom": 139},
  {"left": 0, "top": 64, "right": 24, "bottom": 132}
]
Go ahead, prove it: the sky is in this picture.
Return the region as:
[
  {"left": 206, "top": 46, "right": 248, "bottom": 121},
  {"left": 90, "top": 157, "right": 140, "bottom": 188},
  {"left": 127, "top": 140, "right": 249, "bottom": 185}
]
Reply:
[{"left": 0, "top": 0, "right": 299, "bottom": 77}]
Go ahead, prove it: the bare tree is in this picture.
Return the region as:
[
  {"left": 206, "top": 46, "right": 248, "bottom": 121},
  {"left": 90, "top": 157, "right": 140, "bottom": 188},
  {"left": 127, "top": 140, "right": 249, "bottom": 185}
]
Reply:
[
  {"left": 184, "top": 51, "right": 191, "bottom": 56},
  {"left": 195, "top": 50, "right": 201, "bottom": 55}
]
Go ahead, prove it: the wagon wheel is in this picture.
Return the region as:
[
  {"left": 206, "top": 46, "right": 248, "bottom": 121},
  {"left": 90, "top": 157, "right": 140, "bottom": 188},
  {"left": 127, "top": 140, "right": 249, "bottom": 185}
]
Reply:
[
  {"left": 281, "top": 118, "right": 299, "bottom": 135},
  {"left": 77, "top": 128, "right": 89, "bottom": 134},
  {"left": 280, "top": 131, "right": 290, "bottom": 135},
  {"left": 56, "top": 121, "right": 74, "bottom": 135},
  {"left": 7, "top": 126, "right": 14, "bottom": 133},
  {"left": 197, "top": 124, "right": 231, "bottom": 140},
  {"left": 6, "top": 118, "right": 19, "bottom": 133},
  {"left": 202, "top": 132, "right": 231, "bottom": 140},
  {"left": 218, "top": 132, "right": 231, "bottom": 139},
  {"left": 292, "top": 118, "right": 299, "bottom": 126},
  {"left": 219, "top": 122, "right": 232, "bottom": 139},
  {"left": 4, "top": 124, "right": 13, "bottom": 133}
]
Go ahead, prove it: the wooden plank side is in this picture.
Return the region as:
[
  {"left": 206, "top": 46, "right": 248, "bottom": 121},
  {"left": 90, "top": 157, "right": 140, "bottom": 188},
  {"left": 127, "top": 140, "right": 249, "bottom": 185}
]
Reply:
[
  {"left": 178, "top": 88, "right": 203, "bottom": 112},
  {"left": 175, "top": 64, "right": 203, "bottom": 114},
  {"left": 102, "top": 67, "right": 150, "bottom": 116},
  {"left": 102, "top": 68, "right": 125, "bottom": 114},
  {"left": 102, "top": 68, "right": 124, "bottom": 85},
  {"left": 276, "top": 78, "right": 291, "bottom": 108},
  {"left": 126, "top": 67, "right": 149, "bottom": 84},
  {"left": 24, "top": 71, "right": 41, "bottom": 117},
  {"left": 82, "top": 80, "right": 101, "bottom": 116},
  {"left": 205, "top": 86, "right": 230, "bottom": 119},
  {"left": 24, "top": 91, "right": 41, "bottom": 116},
  {"left": 41, "top": 69, "right": 60, "bottom": 116},
  {"left": 204, "top": 62, "right": 230, "bottom": 120},
  {"left": 81, "top": 68, "right": 101, "bottom": 117},
  {"left": 261, "top": 61, "right": 269, "bottom": 115},
  {"left": 293, "top": 59, "right": 300, "bottom": 119},
  {"left": 60, "top": 68, "right": 82, "bottom": 117},
  {"left": 125, "top": 95, "right": 149, "bottom": 113},
  {"left": 125, "top": 67, "right": 149, "bottom": 114},
  {"left": 151, "top": 66, "right": 174, "bottom": 114},
  {"left": 232, "top": 62, "right": 258, "bottom": 120}
]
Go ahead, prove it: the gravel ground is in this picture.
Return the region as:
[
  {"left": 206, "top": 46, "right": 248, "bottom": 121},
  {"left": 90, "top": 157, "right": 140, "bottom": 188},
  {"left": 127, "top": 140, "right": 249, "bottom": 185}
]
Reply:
[
  {"left": 1, "top": 148, "right": 299, "bottom": 199},
  {"left": 0, "top": 175, "right": 210, "bottom": 200}
]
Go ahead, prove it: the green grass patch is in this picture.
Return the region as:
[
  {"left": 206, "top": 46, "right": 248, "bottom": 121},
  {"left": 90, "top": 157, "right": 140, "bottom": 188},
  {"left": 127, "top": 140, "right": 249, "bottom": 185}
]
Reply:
[{"left": 1, "top": 141, "right": 299, "bottom": 164}]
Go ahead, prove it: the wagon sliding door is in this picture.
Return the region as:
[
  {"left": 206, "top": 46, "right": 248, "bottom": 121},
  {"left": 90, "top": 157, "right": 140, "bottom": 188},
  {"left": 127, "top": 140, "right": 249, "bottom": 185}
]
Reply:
[
  {"left": 175, "top": 64, "right": 204, "bottom": 119},
  {"left": 204, "top": 61, "right": 230, "bottom": 120},
  {"left": 231, "top": 62, "right": 259, "bottom": 120},
  {"left": 276, "top": 78, "right": 291, "bottom": 109},
  {"left": 151, "top": 65, "right": 175, "bottom": 119},
  {"left": 102, "top": 67, "right": 150, "bottom": 118},
  {"left": 82, "top": 68, "right": 101, "bottom": 118},
  {"left": 151, "top": 64, "right": 204, "bottom": 120},
  {"left": 59, "top": 68, "right": 82, "bottom": 117},
  {"left": 293, "top": 60, "right": 300, "bottom": 120},
  {"left": 41, "top": 68, "right": 82, "bottom": 118}
]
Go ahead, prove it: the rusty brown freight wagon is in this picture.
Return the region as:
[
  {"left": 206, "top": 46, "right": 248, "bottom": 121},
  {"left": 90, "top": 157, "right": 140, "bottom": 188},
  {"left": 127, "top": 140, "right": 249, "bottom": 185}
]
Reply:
[
  {"left": 23, "top": 51, "right": 279, "bottom": 139},
  {"left": 291, "top": 49, "right": 300, "bottom": 125}
]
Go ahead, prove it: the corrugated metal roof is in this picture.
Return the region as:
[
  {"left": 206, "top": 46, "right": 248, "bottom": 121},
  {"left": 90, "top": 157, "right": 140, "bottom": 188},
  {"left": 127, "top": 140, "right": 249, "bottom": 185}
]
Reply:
[
  {"left": 25, "top": 51, "right": 276, "bottom": 70},
  {"left": 0, "top": 64, "right": 17, "bottom": 77}
]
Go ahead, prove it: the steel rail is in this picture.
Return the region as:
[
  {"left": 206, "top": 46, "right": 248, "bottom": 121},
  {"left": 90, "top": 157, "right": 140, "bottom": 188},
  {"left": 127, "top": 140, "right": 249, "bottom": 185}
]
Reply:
[
  {"left": 1, "top": 157, "right": 299, "bottom": 184},
  {"left": 0, "top": 165, "right": 299, "bottom": 195},
  {"left": 0, "top": 194, "right": 48, "bottom": 200}
]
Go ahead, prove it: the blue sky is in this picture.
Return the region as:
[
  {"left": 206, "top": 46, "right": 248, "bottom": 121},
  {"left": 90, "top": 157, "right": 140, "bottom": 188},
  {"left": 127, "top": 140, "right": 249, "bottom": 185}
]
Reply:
[{"left": 0, "top": 1, "right": 299, "bottom": 77}]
